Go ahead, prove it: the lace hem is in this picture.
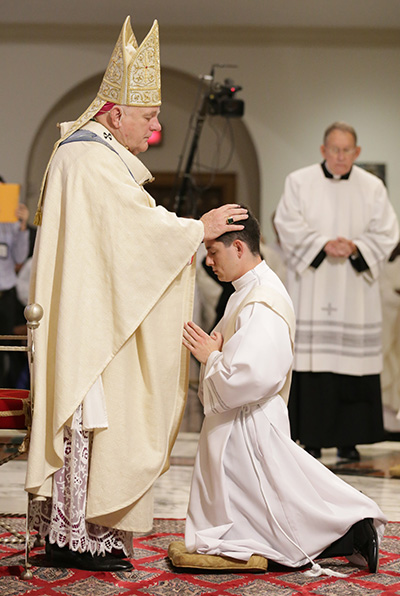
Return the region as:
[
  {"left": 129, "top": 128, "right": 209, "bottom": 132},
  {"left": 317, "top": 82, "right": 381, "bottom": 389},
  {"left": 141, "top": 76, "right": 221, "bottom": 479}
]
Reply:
[{"left": 29, "top": 406, "right": 133, "bottom": 557}]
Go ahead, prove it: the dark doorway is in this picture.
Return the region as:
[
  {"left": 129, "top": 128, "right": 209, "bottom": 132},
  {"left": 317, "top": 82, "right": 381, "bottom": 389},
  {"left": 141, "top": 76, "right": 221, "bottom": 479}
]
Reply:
[{"left": 148, "top": 171, "right": 236, "bottom": 218}]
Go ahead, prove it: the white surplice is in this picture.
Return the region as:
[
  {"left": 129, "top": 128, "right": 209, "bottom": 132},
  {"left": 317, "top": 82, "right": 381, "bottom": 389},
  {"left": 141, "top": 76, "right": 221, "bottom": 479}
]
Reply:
[
  {"left": 274, "top": 163, "right": 399, "bottom": 376},
  {"left": 185, "top": 261, "right": 387, "bottom": 568}
]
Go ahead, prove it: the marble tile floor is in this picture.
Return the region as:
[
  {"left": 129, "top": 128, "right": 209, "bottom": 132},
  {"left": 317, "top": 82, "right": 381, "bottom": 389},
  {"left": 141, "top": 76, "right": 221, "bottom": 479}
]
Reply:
[{"left": 0, "top": 432, "right": 400, "bottom": 522}]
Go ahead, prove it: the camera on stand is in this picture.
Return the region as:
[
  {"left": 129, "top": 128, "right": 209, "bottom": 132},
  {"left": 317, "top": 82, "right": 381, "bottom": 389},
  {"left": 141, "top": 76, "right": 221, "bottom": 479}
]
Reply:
[
  {"left": 207, "top": 78, "right": 245, "bottom": 118},
  {"left": 171, "top": 66, "right": 245, "bottom": 215}
]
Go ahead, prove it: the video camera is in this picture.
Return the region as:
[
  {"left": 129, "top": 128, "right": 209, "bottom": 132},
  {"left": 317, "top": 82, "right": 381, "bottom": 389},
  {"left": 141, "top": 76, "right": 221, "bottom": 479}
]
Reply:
[{"left": 207, "top": 78, "right": 245, "bottom": 118}]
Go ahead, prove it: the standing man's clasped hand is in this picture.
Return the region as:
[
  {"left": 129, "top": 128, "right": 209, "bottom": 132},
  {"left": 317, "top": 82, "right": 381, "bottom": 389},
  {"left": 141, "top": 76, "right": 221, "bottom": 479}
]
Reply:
[
  {"left": 324, "top": 237, "right": 357, "bottom": 258},
  {"left": 183, "top": 321, "right": 223, "bottom": 365}
]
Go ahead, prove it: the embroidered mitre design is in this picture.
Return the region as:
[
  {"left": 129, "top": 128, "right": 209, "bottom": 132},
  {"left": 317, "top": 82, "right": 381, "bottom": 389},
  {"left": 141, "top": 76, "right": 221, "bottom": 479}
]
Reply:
[
  {"left": 34, "top": 16, "right": 161, "bottom": 225},
  {"left": 98, "top": 17, "right": 161, "bottom": 107}
]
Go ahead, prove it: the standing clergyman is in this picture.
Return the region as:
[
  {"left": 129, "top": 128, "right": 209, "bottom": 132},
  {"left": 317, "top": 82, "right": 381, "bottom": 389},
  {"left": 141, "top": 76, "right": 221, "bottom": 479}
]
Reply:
[{"left": 275, "top": 122, "right": 399, "bottom": 461}]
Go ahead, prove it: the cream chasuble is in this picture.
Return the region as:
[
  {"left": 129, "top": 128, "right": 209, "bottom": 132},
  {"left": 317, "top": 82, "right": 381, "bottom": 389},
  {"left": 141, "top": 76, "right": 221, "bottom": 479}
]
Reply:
[
  {"left": 185, "top": 262, "right": 387, "bottom": 567},
  {"left": 274, "top": 163, "right": 399, "bottom": 376},
  {"left": 25, "top": 121, "right": 204, "bottom": 531}
]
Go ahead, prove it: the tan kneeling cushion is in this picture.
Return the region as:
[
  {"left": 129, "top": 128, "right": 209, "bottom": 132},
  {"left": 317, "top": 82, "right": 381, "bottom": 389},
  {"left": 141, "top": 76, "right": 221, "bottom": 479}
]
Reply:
[
  {"left": 168, "top": 540, "right": 268, "bottom": 572},
  {"left": 389, "top": 464, "right": 400, "bottom": 478}
]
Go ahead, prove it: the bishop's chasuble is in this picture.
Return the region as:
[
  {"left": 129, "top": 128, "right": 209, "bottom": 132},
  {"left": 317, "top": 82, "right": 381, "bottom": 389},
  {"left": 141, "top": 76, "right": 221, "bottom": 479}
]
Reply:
[{"left": 25, "top": 120, "right": 204, "bottom": 532}]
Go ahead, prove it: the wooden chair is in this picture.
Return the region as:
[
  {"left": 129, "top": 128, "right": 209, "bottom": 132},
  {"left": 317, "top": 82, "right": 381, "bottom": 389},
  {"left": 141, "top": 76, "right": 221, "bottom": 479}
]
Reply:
[{"left": 0, "top": 303, "right": 43, "bottom": 579}]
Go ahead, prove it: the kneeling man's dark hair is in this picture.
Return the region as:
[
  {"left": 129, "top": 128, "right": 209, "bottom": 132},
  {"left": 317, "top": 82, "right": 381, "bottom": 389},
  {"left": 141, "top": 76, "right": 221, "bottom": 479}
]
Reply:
[{"left": 217, "top": 205, "right": 261, "bottom": 256}]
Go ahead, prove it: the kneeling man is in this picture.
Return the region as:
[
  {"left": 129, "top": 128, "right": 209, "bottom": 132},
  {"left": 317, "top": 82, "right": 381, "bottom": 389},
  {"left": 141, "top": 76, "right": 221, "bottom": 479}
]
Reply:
[{"left": 182, "top": 209, "right": 386, "bottom": 574}]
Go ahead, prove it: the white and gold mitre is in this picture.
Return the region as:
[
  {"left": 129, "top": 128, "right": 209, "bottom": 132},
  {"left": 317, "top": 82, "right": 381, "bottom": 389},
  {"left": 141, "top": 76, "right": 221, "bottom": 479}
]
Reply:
[
  {"left": 59, "top": 16, "right": 160, "bottom": 141},
  {"left": 99, "top": 16, "right": 161, "bottom": 107},
  {"left": 34, "top": 16, "right": 161, "bottom": 225},
  {"left": 72, "top": 16, "right": 161, "bottom": 133}
]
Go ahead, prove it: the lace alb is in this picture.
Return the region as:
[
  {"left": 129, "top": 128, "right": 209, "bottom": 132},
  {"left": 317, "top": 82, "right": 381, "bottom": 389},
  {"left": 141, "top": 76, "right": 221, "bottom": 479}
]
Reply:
[{"left": 29, "top": 406, "right": 133, "bottom": 556}]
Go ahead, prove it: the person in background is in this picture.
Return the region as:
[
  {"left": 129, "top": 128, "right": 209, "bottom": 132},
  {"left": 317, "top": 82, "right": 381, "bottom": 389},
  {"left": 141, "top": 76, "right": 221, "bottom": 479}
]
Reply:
[
  {"left": 0, "top": 175, "right": 29, "bottom": 386},
  {"left": 262, "top": 211, "right": 287, "bottom": 286},
  {"left": 380, "top": 243, "right": 400, "bottom": 435},
  {"left": 274, "top": 122, "right": 399, "bottom": 461}
]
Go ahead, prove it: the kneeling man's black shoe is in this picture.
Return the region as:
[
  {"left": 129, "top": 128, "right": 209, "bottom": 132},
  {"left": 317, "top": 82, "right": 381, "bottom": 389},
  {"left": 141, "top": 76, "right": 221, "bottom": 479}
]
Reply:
[
  {"left": 353, "top": 518, "right": 379, "bottom": 573},
  {"left": 45, "top": 539, "right": 133, "bottom": 571}
]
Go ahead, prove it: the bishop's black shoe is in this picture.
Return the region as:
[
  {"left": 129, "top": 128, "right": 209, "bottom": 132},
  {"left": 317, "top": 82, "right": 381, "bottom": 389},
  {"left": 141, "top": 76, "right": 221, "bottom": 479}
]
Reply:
[
  {"left": 45, "top": 538, "right": 133, "bottom": 571},
  {"left": 352, "top": 518, "right": 379, "bottom": 573}
]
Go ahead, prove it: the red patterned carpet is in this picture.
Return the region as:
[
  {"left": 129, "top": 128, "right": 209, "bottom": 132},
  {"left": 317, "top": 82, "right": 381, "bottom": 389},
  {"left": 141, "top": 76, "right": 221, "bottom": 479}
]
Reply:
[{"left": 0, "top": 518, "right": 399, "bottom": 595}]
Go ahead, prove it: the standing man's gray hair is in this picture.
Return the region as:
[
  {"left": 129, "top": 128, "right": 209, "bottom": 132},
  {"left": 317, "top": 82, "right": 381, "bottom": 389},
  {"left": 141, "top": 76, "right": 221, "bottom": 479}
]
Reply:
[{"left": 323, "top": 121, "right": 357, "bottom": 145}]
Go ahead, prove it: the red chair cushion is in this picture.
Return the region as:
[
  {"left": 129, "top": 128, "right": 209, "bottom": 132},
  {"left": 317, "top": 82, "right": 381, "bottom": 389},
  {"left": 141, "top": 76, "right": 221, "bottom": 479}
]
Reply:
[{"left": 0, "top": 389, "right": 30, "bottom": 429}]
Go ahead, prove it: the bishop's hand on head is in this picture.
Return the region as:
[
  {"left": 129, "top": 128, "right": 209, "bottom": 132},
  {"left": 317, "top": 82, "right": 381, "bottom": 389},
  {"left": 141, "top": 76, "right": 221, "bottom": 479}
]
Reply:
[{"left": 200, "top": 204, "right": 248, "bottom": 242}]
